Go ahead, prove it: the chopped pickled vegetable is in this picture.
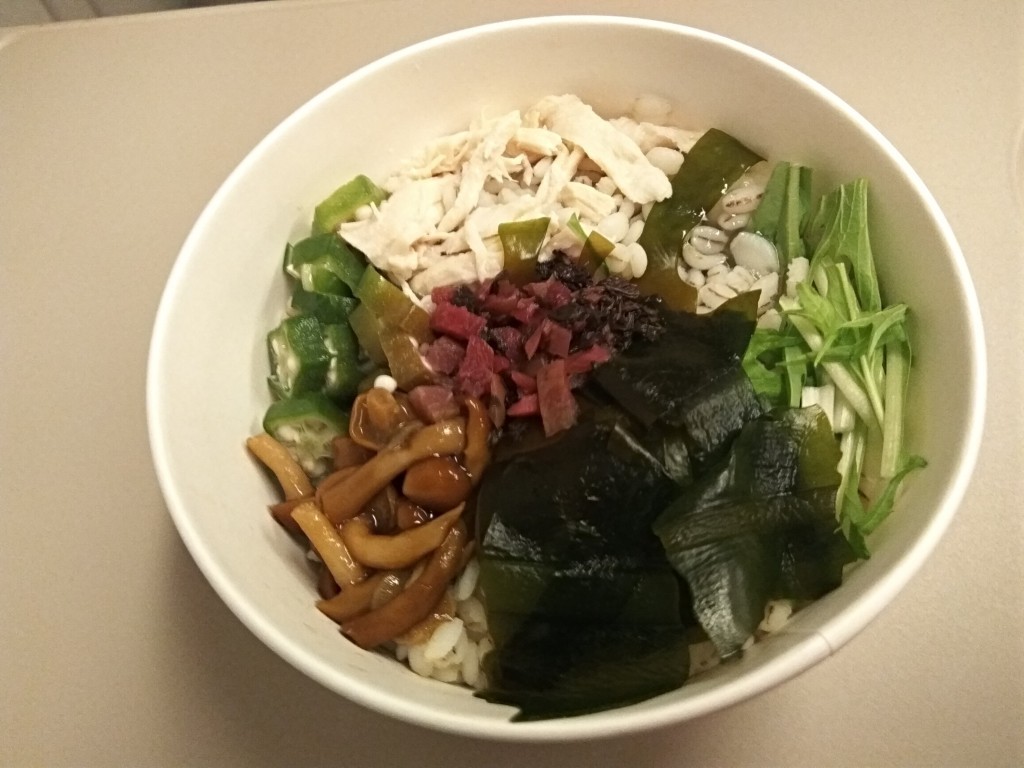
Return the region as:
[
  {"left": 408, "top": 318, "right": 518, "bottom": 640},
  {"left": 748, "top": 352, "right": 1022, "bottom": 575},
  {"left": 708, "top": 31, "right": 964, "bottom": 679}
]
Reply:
[
  {"left": 498, "top": 217, "right": 550, "bottom": 285},
  {"left": 378, "top": 326, "right": 435, "bottom": 391},
  {"left": 577, "top": 229, "right": 614, "bottom": 277},
  {"left": 347, "top": 303, "right": 387, "bottom": 366},
  {"left": 355, "top": 265, "right": 433, "bottom": 344}
]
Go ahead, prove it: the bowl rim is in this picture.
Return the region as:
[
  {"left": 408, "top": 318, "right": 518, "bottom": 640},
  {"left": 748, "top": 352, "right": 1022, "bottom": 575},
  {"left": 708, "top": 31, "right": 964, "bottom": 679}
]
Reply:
[{"left": 147, "top": 13, "right": 987, "bottom": 741}]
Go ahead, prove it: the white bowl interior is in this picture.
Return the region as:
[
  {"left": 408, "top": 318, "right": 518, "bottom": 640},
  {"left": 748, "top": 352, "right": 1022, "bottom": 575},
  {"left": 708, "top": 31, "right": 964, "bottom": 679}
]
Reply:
[{"left": 147, "top": 16, "right": 985, "bottom": 741}]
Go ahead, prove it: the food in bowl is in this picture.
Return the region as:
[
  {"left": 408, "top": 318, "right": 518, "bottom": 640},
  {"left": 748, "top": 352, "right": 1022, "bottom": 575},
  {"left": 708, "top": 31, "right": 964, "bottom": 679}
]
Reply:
[{"left": 245, "top": 92, "right": 925, "bottom": 720}]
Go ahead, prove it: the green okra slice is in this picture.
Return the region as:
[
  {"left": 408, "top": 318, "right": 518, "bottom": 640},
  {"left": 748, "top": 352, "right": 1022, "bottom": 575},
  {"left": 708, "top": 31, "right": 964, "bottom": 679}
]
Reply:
[
  {"left": 267, "top": 315, "right": 331, "bottom": 398},
  {"left": 263, "top": 392, "right": 349, "bottom": 479},
  {"left": 284, "top": 232, "right": 366, "bottom": 295},
  {"left": 290, "top": 286, "right": 358, "bottom": 324},
  {"left": 312, "top": 174, "right": 389, "bottom": 235},
  {"left": 321, "top": 322, "right": 362, "bottom": 404}
]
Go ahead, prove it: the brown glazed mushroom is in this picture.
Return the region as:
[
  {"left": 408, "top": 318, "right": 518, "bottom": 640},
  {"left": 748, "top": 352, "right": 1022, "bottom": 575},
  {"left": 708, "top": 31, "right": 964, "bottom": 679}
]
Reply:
[
  {"left": 401, "top": 457, "right": 472, "bottom": 511},
  {"left": 341, "top": 523, "right": 467, "bottom": 649},
  {"left": 319, "top": 419, "right": 466, "bottom": 525},
  {"left": 341, "top": 504, "right": 464, "bottom": 569},
  {"left": 461, "top": 397, "right": 492, "bottom": 484}
]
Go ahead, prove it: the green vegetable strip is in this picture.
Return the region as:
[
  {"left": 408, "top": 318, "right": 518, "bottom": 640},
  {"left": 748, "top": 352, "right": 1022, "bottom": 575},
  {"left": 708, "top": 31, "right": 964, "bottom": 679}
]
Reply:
[
  {"left": 809, "top": 179, "right": 881, "bottom": 313},
  {"left": 880, "top": 337, "right": 910, "bottom": 478},
  {"left": 347, "top": 302, "right": 387, "bottom": 366},
  {"left": 779, "top": 164, "right": 810, "bottom": 268},
  {"left": 780, "top": 297, "right": 876, "bottom": 428},
  {"left": 859, "top": 455, "right": 928, "bottom": 536},
  {"left": 823, "top": 263, "right": 886, "bottom": 426},
  {"left": 747, "top": 161, "right": 789, "bottom": 242},
  {"left": 566, "top": 213, "right": 587, "bottom": 241},
  {"left": 741, "top": 328, "right": 799, "bottom": 404},
  {"left": 836, "top": 425, "right": 870, "bottom": 558},
  {"left": 747, "top": 161, "right": 810, "bottom": 275},
  {"left": 783, "top": 345, "right": 805, "bottom": 408},
  {"left": 828, "top": 265, "right": 876, "bottom": 417}
]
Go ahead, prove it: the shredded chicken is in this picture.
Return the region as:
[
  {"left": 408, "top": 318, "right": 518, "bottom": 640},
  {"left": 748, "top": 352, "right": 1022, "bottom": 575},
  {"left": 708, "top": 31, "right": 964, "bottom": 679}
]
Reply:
[
  {"left": 527, "top": 94, "right": 672, "bottom": 204},
  {"left": 334, "top": 94, "right": 699, "bottom": 296}
]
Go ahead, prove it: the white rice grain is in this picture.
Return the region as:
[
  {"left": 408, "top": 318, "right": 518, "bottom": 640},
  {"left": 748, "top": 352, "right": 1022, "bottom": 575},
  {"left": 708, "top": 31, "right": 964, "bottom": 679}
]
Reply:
[
  {"left": 631, "top": 94, "right": 672, "bottom": 124},
  {"left": 407, "top": 644, "right": 434, "bottom": 677},
  {"left": 724, "top": 266, "right": 754, "bottom": 293},
  {"left": 684, "top": 267, "right": 705, "bottom": 288},
  {"left": 373, "top": 374, "right": 398, "bottom": 392},
  {"left": 689, "top": 225, "right": 729, "bottom": 255},
  {"left": 645, "top": 146, "right": 684, "bottom": 177},
  {"left": 453, "top": 558, "right": 480, "bottom": 602},
  {"left": 476, "top": 637, "right": 495, "bottom": 663},
  {"left": 457, "top": 595, "right": 487, "bottom": 633},
  {"left": 431, "top": 664, "right": 460, "bottom": 683},
  {"left": 595, "top": 176, "right": 618, "bottom": 196},
  {"left": 621, "top": 216, "right": 645, "bottom": 246},
  {"left": 759, "top": 599, "right": 794, "bottom": 633},
  {"left": 449, "top": 630, "right": 470, "bottom": 665},
  {"left": 689, "top": 640, "right": 721, "bottom": 674},
  {"left": 424, "top": 618, "right": 464, "bottom": 662},
  {"left": 626, "top": 242, "right": 648, "bottom": 279},
  {"left": 596, "top": 210, "right": 630, "bottom": 243},
  {"left": 461, "top": 642, "right": 481, "bottom": 688},
  {"left": 682, "top": 242, "right": 726, "bottom": 271}
]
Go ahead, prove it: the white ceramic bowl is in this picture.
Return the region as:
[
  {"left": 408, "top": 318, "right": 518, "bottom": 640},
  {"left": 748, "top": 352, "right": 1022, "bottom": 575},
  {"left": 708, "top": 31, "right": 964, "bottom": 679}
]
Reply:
[{"left": 147, "top": 16, "right": 985, "bottom": 741}]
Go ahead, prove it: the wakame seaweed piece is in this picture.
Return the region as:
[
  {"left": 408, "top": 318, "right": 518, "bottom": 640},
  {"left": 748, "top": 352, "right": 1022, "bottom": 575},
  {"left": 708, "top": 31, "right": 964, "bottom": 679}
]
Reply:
[
  {"left": 775, "top": 519, "right": 857, "bottom": 601},
  {"left": 476, "top": 413, "right": 676, "bottom": 563},
  {"left": 653, "top": 407, "right": 842, "bottom": 551},
  {"left": 477, "top": 620, "right": 689, "bottom": 721},
  {"left": 478, "top": 558, "right": 683, "bottom": 628},
  {"left": 474, "top": 412, "right": 689, "bottom": 718},
  {"left": 635, "top": 128, "right": 764, "bottom": 311},
  {"left": 591, "top": 307, "right": 763, "bottom": 471},
  {"left": 667, "top": 533, "right": 782, "bottom": 658},
  {"left": 577, "top": 229, "right": 615, "bottom": 277},
  {"left": 653, "top": 407, "right": 847, "bottom": 656},
  {"left": 641, "top": 424, "right": 694, "bottom": 489}
]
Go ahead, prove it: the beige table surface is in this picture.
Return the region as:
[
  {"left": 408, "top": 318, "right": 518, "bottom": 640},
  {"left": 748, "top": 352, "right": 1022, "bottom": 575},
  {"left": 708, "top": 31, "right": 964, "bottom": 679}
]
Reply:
[{"left": 2, "top": 1, "right": 1022, "bottom": 765}]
